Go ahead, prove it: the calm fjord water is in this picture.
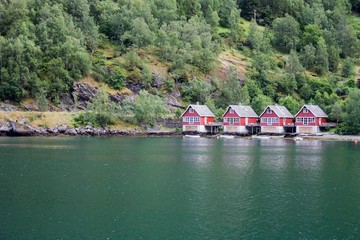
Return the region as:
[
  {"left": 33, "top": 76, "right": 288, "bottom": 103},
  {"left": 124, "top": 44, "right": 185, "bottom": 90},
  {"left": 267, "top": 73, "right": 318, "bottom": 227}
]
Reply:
[{"left": 0, "top": 137, "right": 359, "bottom": 239}]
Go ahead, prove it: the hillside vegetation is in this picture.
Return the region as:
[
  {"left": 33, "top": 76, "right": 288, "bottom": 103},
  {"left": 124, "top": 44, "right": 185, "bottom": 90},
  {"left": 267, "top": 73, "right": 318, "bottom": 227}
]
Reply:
[{"left": 1, "top": 0, "right": 360, "bottom": 133}]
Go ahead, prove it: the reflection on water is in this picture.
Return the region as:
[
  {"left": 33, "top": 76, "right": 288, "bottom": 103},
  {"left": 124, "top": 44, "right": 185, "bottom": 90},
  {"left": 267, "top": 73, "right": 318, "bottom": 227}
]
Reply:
[
  {"left": 0, "top": 144, "right": 77, "bottom": 149},
  {"left": 294, "top": 140, "right": 325, "bottom": 170},
  {"left": 0, "top": 137, "right": 359, "bottom": 239}
]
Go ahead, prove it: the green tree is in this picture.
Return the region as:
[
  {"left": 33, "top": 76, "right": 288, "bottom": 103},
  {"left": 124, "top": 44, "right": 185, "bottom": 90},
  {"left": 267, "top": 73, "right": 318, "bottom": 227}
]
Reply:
[
  {"left": 125, "top": 90, "right": 169, "bottom": 127},
  {"left": 286, "top": 50, "right": 303, "bottom": 75},
  {"left": 106, "top": 70, "right": 125, "bottom": 90},
  {"left": 218, "top": 0, "right": 238, "bottom": 27},
  {"left": 301, "top": 44, "right": 316, "bottom": 69},
  {"left": 151, "top": 0, "right": 178, "bottom": 24},
  {"left": 251, "top": 94, "right": 273, "bottom": 115},
  {"left": 272, "top": 15, "right": 300, "bottom": 52},
  {"left": 74, "top": 92, "right": 120, "bottom": 127},
  {"left": 228, "top": 8, "right": 244, "bottom": 44},
  {"left": 122, "top": 18, "right": 155, "bottom": 47},
  {"left": 37, "top": 89, "right": 48, "bottom": 112},
  {"left": 156, "top": 16, "right": 217, "bottom": 73},
  {"left": 247, "top": 21, "right": 271, "bottom": 53},
  {"left": 314, "top": 38, "right": 329, "bottom": 75},
  {"left": 330, "top": 101, "right": 343, "bottom": 125},
  {"left": 216, "top": 67, "right": 249, "bottom": 108},
  {"left": 176, "top": 0, "right": 201, "bottom": 19},
  {"left": 341, "top": 57, "right": 355, "bottom": 78},
  {"left": 341, "top": 90, "right": 360, "bottom": 134},
  {"left": 302, "top": 24, "right": 322, "bottom": 46},
  {"left": 327, "top": 45, "right": 340, "bottom": 72},
  {"left": 278, "top": 95, "right": 303, "bottom": 115},
  {"left": 181, "top": 78, "right": 212, "bottom": 103}
]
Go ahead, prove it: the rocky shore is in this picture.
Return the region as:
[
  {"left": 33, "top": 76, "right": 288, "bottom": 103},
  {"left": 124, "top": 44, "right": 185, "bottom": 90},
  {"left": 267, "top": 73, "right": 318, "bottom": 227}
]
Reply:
[
  {"left": 0, "top": 121, "right": 181, "bottom": 137},
  {"left": 301, "top": 133, "right": 360, "bottom": 141}
]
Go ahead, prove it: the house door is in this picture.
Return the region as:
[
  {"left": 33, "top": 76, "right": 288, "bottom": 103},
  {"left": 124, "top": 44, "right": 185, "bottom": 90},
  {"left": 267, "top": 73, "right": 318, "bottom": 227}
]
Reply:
[{"left": 304, "top": 118, "right": 308, "bottom": 125}]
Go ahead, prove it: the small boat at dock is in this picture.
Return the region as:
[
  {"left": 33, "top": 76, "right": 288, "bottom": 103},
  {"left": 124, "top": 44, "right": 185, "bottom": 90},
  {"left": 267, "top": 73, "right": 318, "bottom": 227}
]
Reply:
[
  {"left": 251, "top": 135, "right": 271, "bottom": 139},
  {"left": 293, "top": 137, "right": 303, "bottom": 141},
  {"left": 184, "top": 135, "right": 201, "bottom": 138},
  {"left": 220, "top": 135, "right": 235, "bottom": 139}
]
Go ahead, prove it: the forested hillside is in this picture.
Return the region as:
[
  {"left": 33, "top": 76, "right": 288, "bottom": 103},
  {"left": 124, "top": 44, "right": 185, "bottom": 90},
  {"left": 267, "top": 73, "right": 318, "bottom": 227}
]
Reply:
[{"left": 1, "top": 0, "right": 360, "bottom": 132}]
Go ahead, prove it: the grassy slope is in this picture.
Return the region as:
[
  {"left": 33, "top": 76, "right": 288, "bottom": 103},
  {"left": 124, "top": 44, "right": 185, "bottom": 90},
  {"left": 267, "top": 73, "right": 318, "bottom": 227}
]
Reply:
[{"left": 0, "top": 111, "right": 138, "bottom": 130}]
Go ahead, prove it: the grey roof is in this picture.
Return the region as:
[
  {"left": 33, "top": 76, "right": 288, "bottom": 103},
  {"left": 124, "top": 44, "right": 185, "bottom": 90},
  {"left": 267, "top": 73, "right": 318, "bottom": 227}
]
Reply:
[
  {"left": 296, "top": 104, "right": 328, "bottom": 118},
  {"left": 260, "top": 105, "right": 293, "bottom": 118},
  {"left": 223, "top": 105, "right": 258, "bottom": 118},
  {"left": 182, "top": 104, "right": 215, "bottom": 117}
]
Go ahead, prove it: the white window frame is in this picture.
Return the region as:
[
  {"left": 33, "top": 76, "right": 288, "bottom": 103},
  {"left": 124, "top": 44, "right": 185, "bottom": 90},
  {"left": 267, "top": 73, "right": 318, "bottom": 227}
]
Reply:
[
  {"left": 304, "top": 118, "right": 308, "bottom": 125},
  {"left": 189, "top": 108, "right": 194, "bottom": 113},
  {"left": 266, "top": 108, "right": 272, "bottom": 114},
  {"left": 267, "top": 118, "right": 272, "bottom": 125},
  {"left": 303, "top": 108, "right": 308, "bottom": 113},
  {"left": 189, "top": 117, "right": 194, "bottom": 124}
]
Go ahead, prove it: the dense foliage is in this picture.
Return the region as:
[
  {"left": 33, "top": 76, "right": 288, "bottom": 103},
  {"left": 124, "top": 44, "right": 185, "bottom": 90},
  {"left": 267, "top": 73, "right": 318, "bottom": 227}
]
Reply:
[{"left": 1, "top": 0, "right": 360, "bottom": 132}]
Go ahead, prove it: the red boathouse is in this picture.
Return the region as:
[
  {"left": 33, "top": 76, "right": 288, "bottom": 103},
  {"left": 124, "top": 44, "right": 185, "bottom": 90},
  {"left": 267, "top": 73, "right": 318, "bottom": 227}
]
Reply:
[
  {"left": 295, "top": 104, "right": 328, "bottom": 134},
  {"left": 181, "top": 104, "right": 216, "bottom": 133},
  {"left": 222, "top": 104, "right": 258, "bottom": 134},
  {"left": 259, "top": 105, "right": 293, "bottom": 134}
]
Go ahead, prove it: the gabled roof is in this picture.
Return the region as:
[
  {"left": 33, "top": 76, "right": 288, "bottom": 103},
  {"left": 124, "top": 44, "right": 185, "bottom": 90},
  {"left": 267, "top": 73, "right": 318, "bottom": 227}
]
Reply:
[
  {"left": 260, "top": 105, "right": 293, "bottom": 118},
  {"left": 295, "top": 104, "right": 328, "bottom": 118},
  {"left": 181, "top": 104, "right": 215, "bottom": 117},
  {"left": 222, "top": 105, "right": 258, "bottom": 118}
]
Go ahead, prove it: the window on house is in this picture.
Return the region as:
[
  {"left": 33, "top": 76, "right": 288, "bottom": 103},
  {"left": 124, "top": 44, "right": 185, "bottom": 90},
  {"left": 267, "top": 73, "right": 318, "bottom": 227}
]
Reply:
[
  {"left": 303, "top": 108, "right": 308, "bottom": 113},
  {"left": 189, "top": 108, "right": 194, "bottom": 113},
  {"left": 266, "top": 108, "right": 272, "bottom": 114},
  {"left": 230, "top": 109, "right": 234, "bottom": 114},
  {"left": 267, "top": 118, "right": 272, "bottom": 125}
]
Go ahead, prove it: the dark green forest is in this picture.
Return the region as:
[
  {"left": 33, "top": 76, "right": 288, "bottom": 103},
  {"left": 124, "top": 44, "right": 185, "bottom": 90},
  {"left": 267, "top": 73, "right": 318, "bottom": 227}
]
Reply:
[{"left": 1, "top": 0, "right": 360, "bottom": 132}]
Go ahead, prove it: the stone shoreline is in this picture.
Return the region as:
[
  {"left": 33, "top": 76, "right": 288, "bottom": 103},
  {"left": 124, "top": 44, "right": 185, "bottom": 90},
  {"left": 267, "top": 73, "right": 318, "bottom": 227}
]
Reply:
[
  {"left": 0, "top": 121, "right": 182, "bottom": 137},
  {"left": 300, "top": 134, "right": 360, "bottom": 141},
  {"left": 1, "top": 121, "right": 359, "bottom": 141}
]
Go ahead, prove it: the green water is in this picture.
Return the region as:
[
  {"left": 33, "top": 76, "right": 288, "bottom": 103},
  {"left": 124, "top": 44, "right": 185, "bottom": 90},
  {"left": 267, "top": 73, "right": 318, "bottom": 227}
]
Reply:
[{"left": 0, "top": 137, "right": 359, "bottom": 239}]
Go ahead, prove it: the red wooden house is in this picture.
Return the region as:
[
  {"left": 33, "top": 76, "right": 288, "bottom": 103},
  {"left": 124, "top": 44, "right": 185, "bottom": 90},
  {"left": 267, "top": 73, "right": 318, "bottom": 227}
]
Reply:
[
  {"left": 181, "top": 104, "right": 215, "bottom": 133},
  {"left": 295, "top": 104, "right": 328, "bottom": 134},
  {"left": 259, "top": 105, "right": 293, "bottom": 133},
  {"left": 222, "top": 104, "right": 258, "bottom": 134}
]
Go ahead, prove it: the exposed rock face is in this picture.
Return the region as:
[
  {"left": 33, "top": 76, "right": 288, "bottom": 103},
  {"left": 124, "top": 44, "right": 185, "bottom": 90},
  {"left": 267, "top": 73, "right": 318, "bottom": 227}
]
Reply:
[
  {"left": 70, "top": 82, "right": 131, "bottom": 109},
  {"left": 109, "top": 93, "right": 127, "bottom": 103},
  {"left": 126, "top": 83, "right": 142, "bottom": 94},
  {"left": 0, "top": 105, "right": 17, "bottom": 111},
  {"left": 156, "top": 118, "right": 181, "bottom": 129},
  {"left": 71, "top": 82, "right": 97, "bottom": 109}
]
